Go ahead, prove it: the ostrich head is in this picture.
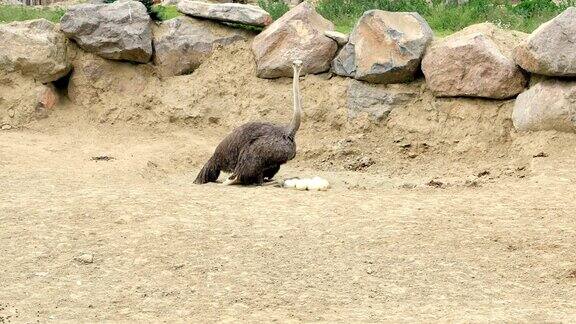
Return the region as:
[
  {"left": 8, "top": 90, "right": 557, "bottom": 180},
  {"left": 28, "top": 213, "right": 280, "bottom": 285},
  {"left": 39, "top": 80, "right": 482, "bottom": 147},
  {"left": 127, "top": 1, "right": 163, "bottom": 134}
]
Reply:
[{"left": 292, "top": 60, "right": 303, "bottom": 74}]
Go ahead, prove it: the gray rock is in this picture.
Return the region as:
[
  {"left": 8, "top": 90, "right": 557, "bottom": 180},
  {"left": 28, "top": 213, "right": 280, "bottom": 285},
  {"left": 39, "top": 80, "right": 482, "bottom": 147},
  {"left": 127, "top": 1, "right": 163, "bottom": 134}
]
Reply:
[
  {"left": 514, "top": 7, "right": 576, "bottom": 77},
  {"left": 334, "top": 10, "right": 432, "bottom": 84},
  {"left": 332, "top": 43, "right": 355, "bottom": 77},
  {"left": 347, "top": 79, "right": 418, "bottom": 121},
  {"left": 177, "top": 0, "right": 272, "bottom": 27},
  {"left": 252, "top": 2, "right": 337, "bottom": 78},
  {"left": 0, "top": 19, "right": 71, "bottom": 83},
  {"left": 60, "top": 0, "right": 153, "bottom": 63},
  {"left": 422, "top": 23, "right": 528, "bottom": 99},
  {"left": 512, "top": 79, "right": 576, "bottom": 133},
  {"left": 153, "top": 16, "right": 247, "bottom": 77}
]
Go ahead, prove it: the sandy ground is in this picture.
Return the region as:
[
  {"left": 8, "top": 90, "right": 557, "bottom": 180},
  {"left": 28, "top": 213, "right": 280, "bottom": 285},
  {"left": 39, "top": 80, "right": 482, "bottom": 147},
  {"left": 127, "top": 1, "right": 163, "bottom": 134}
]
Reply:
[{"left": 1, "top": 123, "right": 576, "bottom": 323}]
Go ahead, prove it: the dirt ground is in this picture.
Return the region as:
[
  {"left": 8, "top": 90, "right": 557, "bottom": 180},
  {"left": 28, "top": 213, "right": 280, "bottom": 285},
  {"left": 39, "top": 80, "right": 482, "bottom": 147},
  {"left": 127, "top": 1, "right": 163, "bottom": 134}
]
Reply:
[{"left": 1, "top": 116, "right": 576, "bottom": 323}]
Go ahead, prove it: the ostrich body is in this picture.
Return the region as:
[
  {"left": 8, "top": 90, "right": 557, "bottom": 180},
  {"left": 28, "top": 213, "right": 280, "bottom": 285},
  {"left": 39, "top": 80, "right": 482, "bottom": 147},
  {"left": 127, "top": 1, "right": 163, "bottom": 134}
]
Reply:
[{"left": 194, "top": 60, "right": 303, "bottom": 185}]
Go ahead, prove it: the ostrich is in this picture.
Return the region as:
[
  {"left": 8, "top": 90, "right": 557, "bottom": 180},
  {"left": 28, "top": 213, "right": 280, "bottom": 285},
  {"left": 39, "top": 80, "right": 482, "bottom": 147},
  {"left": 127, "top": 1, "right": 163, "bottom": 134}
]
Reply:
[{"left": 194, "top": 60, "right": 304, "bottom": 186}]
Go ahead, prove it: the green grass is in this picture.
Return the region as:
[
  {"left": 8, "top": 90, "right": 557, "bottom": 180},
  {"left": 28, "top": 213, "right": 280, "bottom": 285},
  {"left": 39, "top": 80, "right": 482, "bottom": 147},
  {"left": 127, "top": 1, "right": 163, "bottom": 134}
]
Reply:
[
  {"left": 2, "top": 0, "right": 573, "bottom": 35},
  {"left": 151, "top": 4, "right": 181, "bottom": 21},
  {"left": 257, "top": 0, "right": 289, "bottom": 20},
  {"left": 0, "top": 4, "right": 65, "bottom": 23},
  {"left": 259, "top": 0, "right": 575, "bottom": 35}
]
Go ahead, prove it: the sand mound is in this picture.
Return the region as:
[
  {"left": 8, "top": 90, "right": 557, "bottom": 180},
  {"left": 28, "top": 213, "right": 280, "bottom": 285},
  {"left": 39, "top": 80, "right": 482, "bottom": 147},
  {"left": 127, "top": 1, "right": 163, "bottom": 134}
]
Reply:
[{"left": 13, "top": 40, "right": 573, "bottom": 182}]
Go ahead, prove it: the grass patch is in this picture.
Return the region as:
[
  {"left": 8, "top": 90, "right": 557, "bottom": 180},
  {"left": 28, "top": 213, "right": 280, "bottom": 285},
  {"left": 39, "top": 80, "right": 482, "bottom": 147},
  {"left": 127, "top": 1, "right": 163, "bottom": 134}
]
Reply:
[
  {"left": 257, "top": 0, "right": 289, "bottom": 20},
  {"left": 0, "top": 4, "right": 65, "bottom": 23},
  {"left": 151, "top": 4, "right": 181, "bottom": 21},
  {"left": 260, "top": 0, "right": 575, "bottom": 35}
]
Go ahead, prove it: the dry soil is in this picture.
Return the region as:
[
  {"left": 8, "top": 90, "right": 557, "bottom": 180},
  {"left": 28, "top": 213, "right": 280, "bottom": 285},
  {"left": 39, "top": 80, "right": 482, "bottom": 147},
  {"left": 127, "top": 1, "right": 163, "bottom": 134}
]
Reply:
[{"left": 1, "top": 117, "right": 576, "bottom": 322}]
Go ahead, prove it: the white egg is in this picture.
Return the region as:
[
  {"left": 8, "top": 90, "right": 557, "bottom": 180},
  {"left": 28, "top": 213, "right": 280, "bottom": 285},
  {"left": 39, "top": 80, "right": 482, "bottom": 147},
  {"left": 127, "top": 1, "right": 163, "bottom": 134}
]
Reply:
[
  {"left": 309, "top": 176, "right": 330, "bottom": 191},
  {"left": 295, "top": 178, "right": 309, "bottom": 190},
  {"left": 283, "top": 179, "right": 297, "bottom": 188},
  {"left": 307, "top": 178, "right": 323, "bottom": 191}
]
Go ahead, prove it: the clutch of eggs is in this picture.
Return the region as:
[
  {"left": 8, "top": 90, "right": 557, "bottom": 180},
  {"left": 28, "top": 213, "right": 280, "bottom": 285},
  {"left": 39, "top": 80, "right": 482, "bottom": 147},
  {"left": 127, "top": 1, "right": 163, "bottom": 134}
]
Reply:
[{"left": 282, "top": 177, "right": 330, "bottom": 191}]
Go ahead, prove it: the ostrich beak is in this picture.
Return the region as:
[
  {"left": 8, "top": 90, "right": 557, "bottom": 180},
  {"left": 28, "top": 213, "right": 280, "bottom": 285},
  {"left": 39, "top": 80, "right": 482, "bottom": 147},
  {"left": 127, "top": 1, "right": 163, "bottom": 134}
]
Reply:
[{"left": 293, "top": 59, "right": 303, "bottom": 68}]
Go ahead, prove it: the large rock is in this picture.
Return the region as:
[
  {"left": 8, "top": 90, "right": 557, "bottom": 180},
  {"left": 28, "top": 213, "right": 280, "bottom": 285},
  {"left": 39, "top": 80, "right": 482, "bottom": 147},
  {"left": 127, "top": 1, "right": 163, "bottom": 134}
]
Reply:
[
  {"left": 153, "top": 16, "right": 248, "bottom": 77},
  {"left": 348, "top": 79, "right": 418, "bottom": 121},
  {"left": 514, "top": 7, "right": 576, "bottom": 77},
  {"left": 251, "top": 2, "right": 337, "bottom": 78},
  {"left": 60, "top": 0, "right": 153, "bottom": 63},
  {"left": 512, "top": 79, "right": 576, "bottom": 133},
  {"left": 333, "top": 10, "right": 433, "bottom": 84},
  {"left": 177, "top": 0, "right": 272, "bottom": 27},
  {"left": 422, "top": 23, "right": 527, "bottom": 99},
  {"left": 0, "top": 19, "right": 70, "bottom": 83}
]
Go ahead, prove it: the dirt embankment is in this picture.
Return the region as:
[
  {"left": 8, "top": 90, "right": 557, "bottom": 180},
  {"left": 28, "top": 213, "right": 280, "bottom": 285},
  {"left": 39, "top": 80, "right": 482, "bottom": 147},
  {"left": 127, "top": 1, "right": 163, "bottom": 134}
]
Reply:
[{"left": 12, "top": 40, "right": 562, "bottom": 186}]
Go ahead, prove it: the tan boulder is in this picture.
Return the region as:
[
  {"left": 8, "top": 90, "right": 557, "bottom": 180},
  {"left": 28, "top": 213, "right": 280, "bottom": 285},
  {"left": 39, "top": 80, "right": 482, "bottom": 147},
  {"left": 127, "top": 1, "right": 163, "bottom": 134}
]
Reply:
[
  {"left": 0, "top": 19, "right": 71, "bottom": 83},
  {"left": 512, "top": 79, "right": 576, "bottom": 133},
  {"left": 251, "top": 2, "right": 337, "bottom": 78},
  {"left": 333, "top": 10, "right": 433, "bottom": 84},
  {"left": 177, "top": 0, "right": 272, "bottom": 26},
  {"left": 422, "top": 23, "right": 528, "bottom": 99},
  {"left": 152, "top": 16, "right": 249, "bottom": 77},
  {"left": 514, "top": 7, "right": 576, "bottom": 77}
]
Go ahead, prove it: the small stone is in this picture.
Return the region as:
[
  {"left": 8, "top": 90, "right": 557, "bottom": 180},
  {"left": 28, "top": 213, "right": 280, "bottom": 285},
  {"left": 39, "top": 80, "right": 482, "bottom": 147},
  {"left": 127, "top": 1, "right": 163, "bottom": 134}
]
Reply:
[
  {"left": 324, "top": 30, "right": 348, "bottom": 46},
  {"left": 427, "top": 180, "right": 444, "bottom": 188},
  {"left": 477, "top": 170, "right": 490, "bottom": 177},
  {"left": 1, "top": 124, "right": 12, "bottom": 130},
  {"left": 347, "top": 156, "right": 375, "bottom": 171},
  {"left": 74, "top": 253, "right": 94, "bottom": 264},
  {"left": 533, "top": 152, "right": 549, "bottom": 158},
  {"left": 399, "top": 183, "right": 416, "bottom": 189}
]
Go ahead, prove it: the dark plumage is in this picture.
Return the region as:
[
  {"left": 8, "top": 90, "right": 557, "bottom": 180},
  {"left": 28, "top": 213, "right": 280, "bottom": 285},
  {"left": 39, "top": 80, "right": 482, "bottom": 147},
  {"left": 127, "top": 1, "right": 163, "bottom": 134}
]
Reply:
[{"left": 194, "top": 60, "right": 303, "bottom": 186}]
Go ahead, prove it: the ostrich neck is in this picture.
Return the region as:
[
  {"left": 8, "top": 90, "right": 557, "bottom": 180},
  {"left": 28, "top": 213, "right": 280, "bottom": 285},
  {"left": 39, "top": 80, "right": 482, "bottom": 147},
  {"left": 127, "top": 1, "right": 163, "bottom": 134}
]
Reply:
[{"left": 288, "top": 68, "right": 301, "bottom": 138}]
